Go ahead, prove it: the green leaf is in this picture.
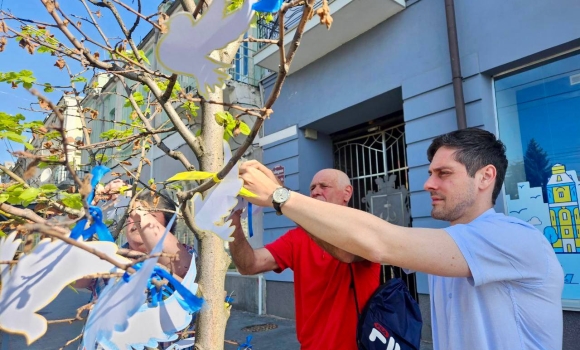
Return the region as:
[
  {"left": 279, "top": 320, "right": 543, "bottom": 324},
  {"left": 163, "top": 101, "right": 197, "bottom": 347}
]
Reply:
[
  {"left": 0, "top": 193, "right": 9, "bottom": 203},
  {"left": 148, "top": 178, "right": 155, "bottom": 185},
  {"left": 124, "top": 91, "right": 144, "bottom": 108},
  {"left": 138, "top": 50, "right": 150, "bottom": 64},
  {"left": 0, "top": 230, "right": 5, "bottom": 238},
  {"left": 103, "top": 219, "right": 114, "bottom": 226},
  {"left": 24, "top": 142, "right": 34, "bottom": 150},
  {"left": 214, "top": 111, "right": 228, "bottom": 125},
  {"left": 67, "top": 284, "right": 79, "bottom": 294},
  {"left": 62, "top": 193, "right": 83, "bottom": 209},
  {"left": 43, "top": 83, "right": 54, "bottom": 93},
  {"left": 195, "top": 129, "right": 202, "bottom": 136},
  {"left": 19, "top": 188, "right": 40, "bottom": 202},
  {"left": 239, "top": 122, "right": 251, "bottom": 135},
  {"left": 71, "top": 76, "right": 88, "bottom": 83},
  {"left": 40, "top": 184, "right": 58, "bottom": 193}
]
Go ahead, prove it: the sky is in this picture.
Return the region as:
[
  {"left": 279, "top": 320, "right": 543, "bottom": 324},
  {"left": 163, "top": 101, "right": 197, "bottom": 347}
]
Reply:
[{"left": 0, "top": 0, "right": 162, "bottom": 164}]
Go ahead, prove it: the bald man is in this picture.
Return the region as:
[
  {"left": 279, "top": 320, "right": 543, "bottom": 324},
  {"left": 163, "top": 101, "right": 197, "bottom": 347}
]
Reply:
[{"left": 229, "top": 163, "right": 380, "bottom": 350}]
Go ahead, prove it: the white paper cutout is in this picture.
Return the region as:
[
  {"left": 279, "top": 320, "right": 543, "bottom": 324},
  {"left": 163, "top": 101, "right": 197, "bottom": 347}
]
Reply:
[
  {"left": 191, "top": 141, "right": 243, "bottom": 241},
  {"left": 156, "top": 0, "right": 257, "bottom": 99},
  {"left": 165, "top": 338, "right": 196, "bottom": 350},
  {"left": 0, "top": 236, "right": 129, "bottom": 345},
  {"left": 101, "top": 247, "right": 199, "bottom": 350},
  {"left": 0, "top": 232, "right": 21, "bottom": 281},
  {"left": 82, "top": 229, "right": 169, "bottom": 350}
]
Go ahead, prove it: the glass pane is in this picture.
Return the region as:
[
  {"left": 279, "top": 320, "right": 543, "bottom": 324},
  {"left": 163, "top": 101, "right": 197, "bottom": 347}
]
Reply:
[{"left": 495, "top": 53, "right": 580, "bottom": 302}]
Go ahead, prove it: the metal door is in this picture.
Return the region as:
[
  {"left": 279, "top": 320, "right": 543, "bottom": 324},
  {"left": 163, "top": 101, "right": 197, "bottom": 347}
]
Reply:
[{"left": 333, "top": 123, "right": 418, "bottom": 301}]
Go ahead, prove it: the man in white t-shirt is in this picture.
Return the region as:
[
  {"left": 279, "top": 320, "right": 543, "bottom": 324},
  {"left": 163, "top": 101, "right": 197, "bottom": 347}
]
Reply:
[{"left": 239, "top": 127, "right": 564, "bottom": 350}]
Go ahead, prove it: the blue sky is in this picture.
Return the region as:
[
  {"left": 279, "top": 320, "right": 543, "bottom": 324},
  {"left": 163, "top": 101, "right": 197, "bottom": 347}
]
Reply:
[{"left": 0, "top": 0, "right": 160, "bottom": 164}]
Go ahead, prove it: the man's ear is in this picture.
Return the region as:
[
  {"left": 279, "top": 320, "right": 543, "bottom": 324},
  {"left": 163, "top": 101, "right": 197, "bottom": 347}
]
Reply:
[
  {"left": 344, "top": 185, "right": 353, "bottom": 204},
  {"left": 478, "top": 165, "right": 497, "bottom": 191}
]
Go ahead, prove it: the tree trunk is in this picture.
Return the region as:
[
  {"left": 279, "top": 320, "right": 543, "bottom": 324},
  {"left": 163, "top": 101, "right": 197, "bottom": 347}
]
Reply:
[{"left": 194, "top": 67, "right": 232, "bottom": 349}]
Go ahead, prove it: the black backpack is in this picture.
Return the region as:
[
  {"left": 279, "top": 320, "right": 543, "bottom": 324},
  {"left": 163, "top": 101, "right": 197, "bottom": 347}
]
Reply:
[{"left": 350, "top": 267, "right": 423, "bottom": 350}]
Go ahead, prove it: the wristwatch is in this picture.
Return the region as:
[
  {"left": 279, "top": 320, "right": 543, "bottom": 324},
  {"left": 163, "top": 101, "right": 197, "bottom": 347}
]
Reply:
[{"left": 272, "top": 187, "right": 291, "bottom": 216}]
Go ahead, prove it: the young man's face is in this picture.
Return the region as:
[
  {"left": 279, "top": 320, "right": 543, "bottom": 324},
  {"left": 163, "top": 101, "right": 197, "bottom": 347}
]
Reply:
[{"left": 423, "top": 147, "right": 478, "bottom": 224}]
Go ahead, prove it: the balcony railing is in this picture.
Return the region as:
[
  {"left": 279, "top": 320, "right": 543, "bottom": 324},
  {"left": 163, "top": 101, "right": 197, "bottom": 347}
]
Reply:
[
  {"left": 256, "top": 0, "right": 336, "bottom": 49},
  {"left": 53, "top": 165, "right": 91, "bottom": 189}
]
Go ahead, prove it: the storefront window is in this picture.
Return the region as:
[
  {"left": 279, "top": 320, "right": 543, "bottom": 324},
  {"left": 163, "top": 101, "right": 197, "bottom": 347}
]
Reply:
[{"left": 495, "top": 52, "right": 580, "bottom": 307}]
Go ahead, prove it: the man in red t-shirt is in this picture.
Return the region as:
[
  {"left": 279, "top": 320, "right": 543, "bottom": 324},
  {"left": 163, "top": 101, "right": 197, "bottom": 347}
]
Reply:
[{"left": 229, "top": 165, "right": 380, "bottom": 349}]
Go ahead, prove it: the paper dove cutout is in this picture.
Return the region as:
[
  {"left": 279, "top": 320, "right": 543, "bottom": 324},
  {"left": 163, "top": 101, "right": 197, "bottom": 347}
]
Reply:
[
  {"left": 82, "top": 218, "right": 173, "bottom": 350},
  {"left": 101, "top": 237, "right": 200, "bottom": 350},
  {"left": 165, "top": 338, "right": 196, "bottom": 350},
  {"left": 0, "top": 232, "right": 21, "bottom": 281},
  {"left": 156, "top": 0, "right": 258, "bottom": 99},
  {"left": 191, "top": 141, "right": 243, "bottom": 241},
  {"left": 0, "top": 235, "right": 129, "bottom": 345}
]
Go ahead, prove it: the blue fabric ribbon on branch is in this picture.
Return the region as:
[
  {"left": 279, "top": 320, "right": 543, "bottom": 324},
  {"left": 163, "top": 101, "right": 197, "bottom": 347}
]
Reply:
[
  {"left": 237, "top": 335, "right": 253, "bottom": 350},
  {"left": 252, "top": 0, "right": 283, "bottom": 13},
  {"left": 70, "top": 165, "right": 114, "bottom": 242}
]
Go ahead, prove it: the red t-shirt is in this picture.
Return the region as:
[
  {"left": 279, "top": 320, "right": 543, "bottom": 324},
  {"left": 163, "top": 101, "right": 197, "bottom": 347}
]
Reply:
[{"left": 265, "top": 227, "right": 380, "bottom": 350}]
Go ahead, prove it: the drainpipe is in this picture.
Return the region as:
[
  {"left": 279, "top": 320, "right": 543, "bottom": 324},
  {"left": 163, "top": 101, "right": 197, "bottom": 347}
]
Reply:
[{"left": 444, "top": 0, "right": 467, "bottom": 129}]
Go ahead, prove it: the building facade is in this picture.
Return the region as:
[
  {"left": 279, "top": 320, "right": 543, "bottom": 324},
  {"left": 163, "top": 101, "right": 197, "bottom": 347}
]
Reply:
[{"left": 246, "top": 0, "right": 580, "bottom": 346}]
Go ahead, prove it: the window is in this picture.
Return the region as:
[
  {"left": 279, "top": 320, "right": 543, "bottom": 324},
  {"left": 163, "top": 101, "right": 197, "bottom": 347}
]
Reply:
[{"left": 496, "top": 52, "right": 580, "bottom": 304}]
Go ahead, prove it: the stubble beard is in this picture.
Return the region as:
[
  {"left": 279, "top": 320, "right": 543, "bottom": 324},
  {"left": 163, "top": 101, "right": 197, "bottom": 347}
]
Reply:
[{"left": 431, "top": 187, "right": 476, "bottom": 223}]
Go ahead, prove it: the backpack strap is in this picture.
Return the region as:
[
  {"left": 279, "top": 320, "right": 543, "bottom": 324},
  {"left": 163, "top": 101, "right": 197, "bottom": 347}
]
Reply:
[{"left": 349, "top": 264, "right": 361, "bottom": 318}]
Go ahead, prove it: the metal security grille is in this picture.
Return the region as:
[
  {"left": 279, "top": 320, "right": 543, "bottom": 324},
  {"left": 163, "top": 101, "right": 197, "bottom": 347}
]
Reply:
[{"left": 333, "top": 123, "right": 419, "bottom": 301}]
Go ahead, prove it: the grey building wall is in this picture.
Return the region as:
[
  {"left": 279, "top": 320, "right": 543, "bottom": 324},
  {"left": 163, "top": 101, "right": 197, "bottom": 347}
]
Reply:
[{"left": 258, "top": 0, "right": 580, "bottom": 343}]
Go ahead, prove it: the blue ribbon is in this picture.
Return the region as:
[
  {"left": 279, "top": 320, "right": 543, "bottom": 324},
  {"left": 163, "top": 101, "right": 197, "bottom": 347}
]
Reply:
[
  {"left": 248, "top": 202, "right": 254, "bottom": 238},
  {"left": 237, "top": 335, "right": 253, "bottom": 350},
  {"left": 70, "top": 165, "right": 114, "bottom": 242},
  {"left": 252, "top": 0, "right": 283, "bottom": 13},
  {"left": 70, "top": 206, "right": 114, "bottom": 242}
]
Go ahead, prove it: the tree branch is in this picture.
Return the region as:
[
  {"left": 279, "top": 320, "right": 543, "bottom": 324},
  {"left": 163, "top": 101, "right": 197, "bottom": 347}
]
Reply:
[{"left": 119, "top": 77, "right": 197, "bottom": 171}]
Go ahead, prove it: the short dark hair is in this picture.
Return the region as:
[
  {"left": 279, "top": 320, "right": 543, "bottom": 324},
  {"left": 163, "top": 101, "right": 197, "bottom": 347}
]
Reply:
[
  {"left": 136, "top": 189, "right": 177, "bottom": 233},
  {"left": 426, "top": 127, "right": 508, "bottom": 205}
]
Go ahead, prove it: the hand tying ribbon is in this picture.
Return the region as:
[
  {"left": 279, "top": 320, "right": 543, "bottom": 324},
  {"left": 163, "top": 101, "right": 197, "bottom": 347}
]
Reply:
[{"left": 70, "top": 165, "right": 114, "bottom": 242}]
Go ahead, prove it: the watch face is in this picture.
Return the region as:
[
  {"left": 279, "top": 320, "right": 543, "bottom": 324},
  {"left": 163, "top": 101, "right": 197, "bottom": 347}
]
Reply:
[{"left": 273, "top": 188, "right": 290, "bottom": 203}]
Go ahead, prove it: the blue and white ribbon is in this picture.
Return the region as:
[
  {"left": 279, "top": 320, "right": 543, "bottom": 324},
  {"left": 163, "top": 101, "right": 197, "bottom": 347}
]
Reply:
[
  {"left": 70, "top": 165, "right": 114, "bottom": 242},
  {"left": 122, "top": 213, "right": 204, "bottom": 313}
]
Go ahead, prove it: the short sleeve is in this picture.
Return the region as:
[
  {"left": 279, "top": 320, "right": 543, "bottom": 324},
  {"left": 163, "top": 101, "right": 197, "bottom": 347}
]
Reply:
[
  {"left": 445, "top": 215, "right": 549, "bottom": 287},
  {"left": 264, "top": 229, "right": 299, "bottom": 273}
]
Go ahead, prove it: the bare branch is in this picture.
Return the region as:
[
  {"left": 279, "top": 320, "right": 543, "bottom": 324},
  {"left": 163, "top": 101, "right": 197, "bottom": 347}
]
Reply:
[
  {"left": 161, "top": 74, "right": 178, "bottom": 103},
  {"left": 143, "top": 75, "right": 204, "bottom": 158},
  {"left": 79, "top": 0, "right": 112, "bottom": 47},
  {"left": 119, "top": 77, "right": 197, "bottom": 171},
  {"left": 25, "top": 223, "right": 132, "bottom": 273}
]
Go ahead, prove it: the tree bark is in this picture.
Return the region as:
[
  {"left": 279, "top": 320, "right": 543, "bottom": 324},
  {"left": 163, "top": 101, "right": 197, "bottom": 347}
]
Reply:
[{"left": 193, "top": 49, "right": 235, "bottom": 350}]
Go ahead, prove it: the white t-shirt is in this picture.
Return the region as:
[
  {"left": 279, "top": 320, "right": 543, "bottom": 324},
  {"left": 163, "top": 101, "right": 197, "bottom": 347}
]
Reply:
[{"left": 430, "top": 209, "right": 563, "bottom": 350}]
